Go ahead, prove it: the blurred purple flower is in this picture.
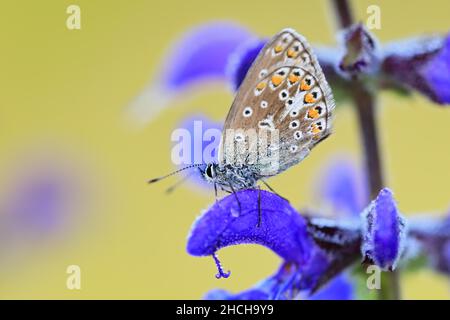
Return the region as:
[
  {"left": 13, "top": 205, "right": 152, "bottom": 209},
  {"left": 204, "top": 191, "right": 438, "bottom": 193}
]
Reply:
[
  {"left": 316, "top": 156, "right": 368, "bottom": 217},
  {"left": 422, "top": 34, "right": 450, "bottom": 104},
  {"left": 361, "top": 188, "right": 406, "bottom": 271},
  {"left": 226, "top": 39, "right": 266, "bottom": 91},
  {"left": 308, "top": 273, "right": 354, "bottom": 300},
  {"left": 382, "top": 34, "right": 450, "bottom": 105},
  {"left": 161, "top": 22, "right": 253, "bottom": 91},
  {"left": 7, "top": 172, "right": 70, "bottom": 233},
  {"left": 173, "top": 114, "right": 222, "bottom": 189},
  {"left": 338, "top": 24, "right": 380, "bottom": 78},
  {"left": 409, "top": 213, "right": 450, "bottom": 275},
  {"left": 127, "top": 22, "right": 254, "bottom": 126},
  {"left": 144, "top": 22, "right": 450, "bottom": 107}
]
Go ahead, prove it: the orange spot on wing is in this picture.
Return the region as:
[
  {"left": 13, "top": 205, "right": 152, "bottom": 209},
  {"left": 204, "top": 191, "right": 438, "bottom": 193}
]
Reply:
[
  {"left": 288, "top": 74, "right": 299, "bottom": 84},
  {"left": 256, "top": 81, "right": 266, "bottom": 90},
  {"left": 311, "top": 124, "right": 321, "bottom": 134},
  {"left": 271, "top": 75, "right": 283, "bottom": 87},
  {"left": 307, "top": 108, "right": 320, "bottom": 119},
  {"left": 274, "top": 45, "right": 283, "bottom": 53},
  {"left": 300, "top": 79, "right": 311, "bottom": 91},
  {"left": 287, "top": 49, "right": 298, "bottom": 58},
  {"left": 304, "top": 93, "right": 316, "bottom": 104}
]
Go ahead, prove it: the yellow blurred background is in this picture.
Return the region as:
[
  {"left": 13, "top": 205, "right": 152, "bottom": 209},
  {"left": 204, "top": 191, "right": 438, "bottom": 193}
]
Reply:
[{"left": 0, "top": 0, "right": 449, "bottom": 299}]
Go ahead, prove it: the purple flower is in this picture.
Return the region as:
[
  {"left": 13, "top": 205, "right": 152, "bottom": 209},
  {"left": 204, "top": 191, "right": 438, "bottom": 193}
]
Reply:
[
  {"left": 381, "top": 34, "right": 450, "bottom": 105},
  {"left": 409, "top": 213, "right": 450, "bottom": 275},
  {"left": 187, "top": 189, "right": 316, "bottom": 265},
  {"left": 338, "top": 24, "right": 380, "bottom": 78},
  {"left": 205, "top": 264, "right": 355, "bottom": 300},
  {"left": 172, "top": 114, "right": 222, "bottom": 190},
  {"left": 127, "top": 22, "right": 254, "bottom": 126},
  {"left": 160, "top": 22, "right": 253, "bottom": 91},
  {"left": 188, "top": 189, "right": 360, "bottom": 299},
  {"left": 315, "top": 156, "right": 368, "bottom": 217},
  {"left": 308, "top": 273, "right": 354, "bottom": 300},
  {"left": 204, "top": 263, "right": 295, "bottom": 300},
  {"left": 226, "top": 39, "right": 266, "bottom": 91},
  {"left": 421, "top": 34, "right": 450, "bottom": 104},
  {"left": 361, "top": 188, "right": 406, "bottom": 270}
]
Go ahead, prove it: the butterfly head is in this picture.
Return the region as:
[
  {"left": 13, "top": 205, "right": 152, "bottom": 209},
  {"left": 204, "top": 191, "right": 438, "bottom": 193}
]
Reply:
[{"left": 200, "top": 163, "right": 220, "bottom": 183}]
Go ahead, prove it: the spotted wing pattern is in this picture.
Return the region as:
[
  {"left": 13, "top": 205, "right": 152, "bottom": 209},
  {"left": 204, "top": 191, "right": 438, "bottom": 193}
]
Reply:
[{"left": 219, "top": 28, "right": 335, "bottom": 176}]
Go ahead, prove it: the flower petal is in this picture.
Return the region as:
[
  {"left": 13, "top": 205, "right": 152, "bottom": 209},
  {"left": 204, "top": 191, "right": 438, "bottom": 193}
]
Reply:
[
  {"left": 172, "top": 114, "right": 222, "bottom": 190},
  {"left": 338, "top": 24, "right": 380, "bottom": 78},
  {"left": 162, "top": 22, "right": 253, "bottom": 91},
  {"left": 381, "top": 34, "right": 450, "bottom": 105},
  {"left": 409, "top": 213, "right": 450, "bottom": 275},
  {"left": 308, "top": 273, "right": 354, "bottom": 300},
  {"left": 226, "top": 39, "right": 267, "bottom": 91},
  {"left": 187, "top": 189, "right": 315, "bottom": 265},
  {"left": 126, "top": 22, "right": 253, "bottom": 126},
  {"left": 421, "top": 34, "right": 450, "bottom": 104},
  {"left": 361, "top": 188, "right": 406, "bottom": 270},
  {"left": 316, "top": 156, "right": 368, "bottom": 217},
  {"left": 205, "top": 288, "right": 270, "bottom": 300}
]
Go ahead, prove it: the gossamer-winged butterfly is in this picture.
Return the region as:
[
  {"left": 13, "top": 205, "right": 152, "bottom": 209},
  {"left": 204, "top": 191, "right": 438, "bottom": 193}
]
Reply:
[{"left": 150, "top": 28, "right": 335, "bottom": 223}]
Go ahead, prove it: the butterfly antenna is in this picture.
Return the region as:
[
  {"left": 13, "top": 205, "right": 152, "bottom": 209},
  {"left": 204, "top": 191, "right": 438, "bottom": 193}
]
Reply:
[{"left": 148, "top": 164, "right": 203, "bottom": 184}]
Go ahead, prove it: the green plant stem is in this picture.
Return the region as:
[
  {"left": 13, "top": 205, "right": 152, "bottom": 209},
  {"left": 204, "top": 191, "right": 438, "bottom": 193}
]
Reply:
[{"left": 329, "top": 0, "right": 401, "bottom": 300}]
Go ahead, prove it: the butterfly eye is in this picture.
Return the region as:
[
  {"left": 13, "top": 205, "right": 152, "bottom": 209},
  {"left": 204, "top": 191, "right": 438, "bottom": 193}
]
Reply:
[
  {"left": 289, "top": 120, "right": 300, "bottom": 129},
  {"left": 279, "top": 90, "right": 289, "bottom": 101},
  {"left": 205, "top": 165, "right": 216, "bottom": 179},
  {"left": 243, "top": 107, "right": 253, "bottom": 117}
]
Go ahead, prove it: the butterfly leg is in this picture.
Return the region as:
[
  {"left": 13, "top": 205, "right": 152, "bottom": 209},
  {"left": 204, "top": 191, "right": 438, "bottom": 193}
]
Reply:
[
  {"left": 214, "top": 182, "right": 219, "bottom": 203},
  {"left": 227, "top": 181, "right": 242, "bottom": 213},
  {"left": 260, "top": 179, "right": 289, "bottom": 203}
]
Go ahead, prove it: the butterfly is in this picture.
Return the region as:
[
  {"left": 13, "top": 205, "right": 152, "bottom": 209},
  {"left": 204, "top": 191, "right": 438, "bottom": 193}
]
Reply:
[{"left": 150, "top": 28, "right": 335, "bottom": 222}]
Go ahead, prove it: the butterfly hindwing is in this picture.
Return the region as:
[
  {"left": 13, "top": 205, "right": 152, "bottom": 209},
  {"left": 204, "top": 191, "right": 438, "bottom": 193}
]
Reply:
[{"left": 219, "top": 28, "right": 335, "bottom": 176}]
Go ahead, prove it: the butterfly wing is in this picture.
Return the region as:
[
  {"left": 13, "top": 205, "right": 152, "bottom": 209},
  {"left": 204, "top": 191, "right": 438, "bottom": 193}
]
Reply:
[{"left": 219, "top": 28, "right": 335, "bottom": 176}]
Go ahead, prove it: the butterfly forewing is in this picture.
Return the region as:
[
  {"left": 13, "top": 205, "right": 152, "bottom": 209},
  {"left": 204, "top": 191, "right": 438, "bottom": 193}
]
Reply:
[{"left": 219, "top": 28, "right": 335, "bottom": 176}]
